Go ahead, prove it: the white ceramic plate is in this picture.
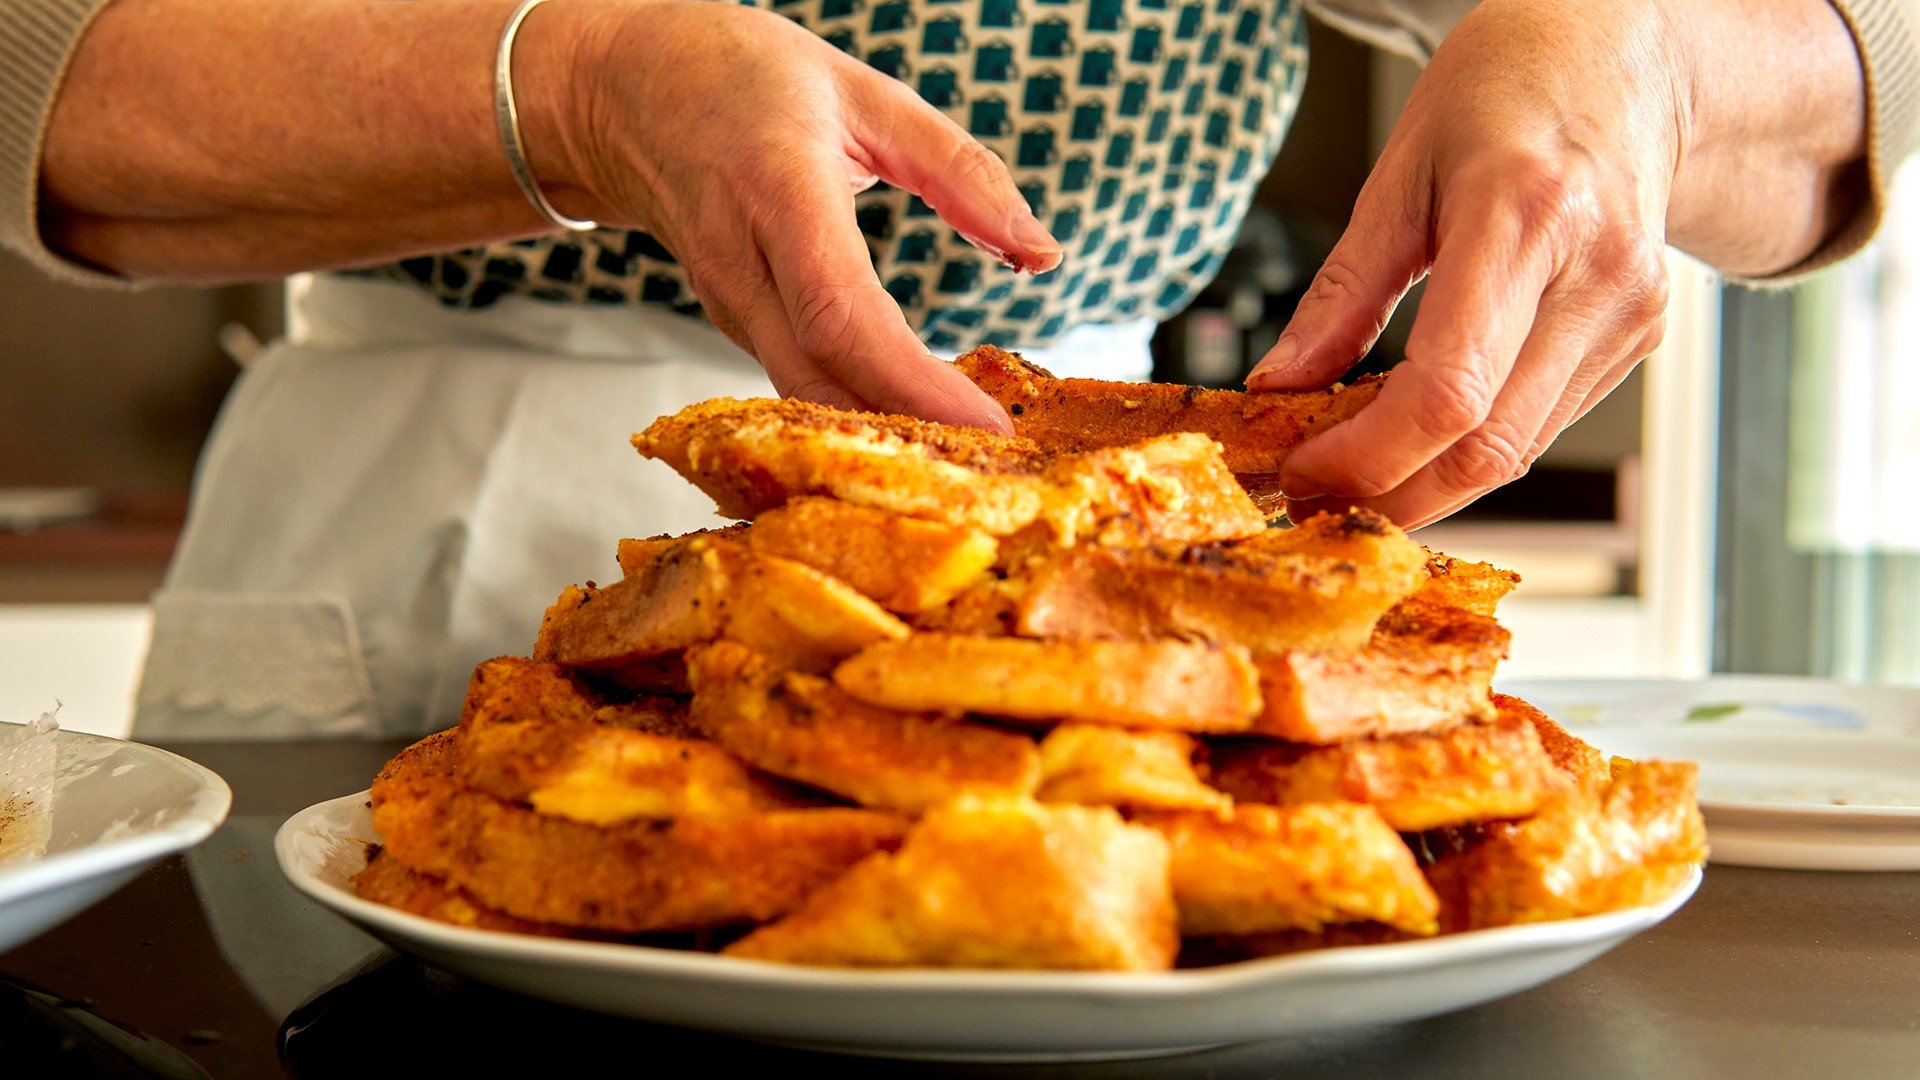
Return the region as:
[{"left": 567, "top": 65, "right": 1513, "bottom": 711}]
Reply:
[
  {"left": 1501, "top": 676, "right": 1920, "bottom": 871},
  {"left": 0, "top": 727, "right": 232, "bottom": 953},
  {"left": 278, "top": 792, "right": 1700, "bottom": 1061}
]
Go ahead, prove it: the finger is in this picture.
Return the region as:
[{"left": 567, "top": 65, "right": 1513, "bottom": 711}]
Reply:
[
  {"left": 756, "top": 169, "right": 1015, "bottom": 432},
  {"left": 695, "top": 252, "right": 871, "bottom": 412},
  {"left": 1247, "top": 153, "right": 1430, "bottom": 391},
  {"left": 1563, "top": 319, "right": 1664, "bottom": 434},
  {"left": 1331, "top": 291, "right": 1607, "bottom": 527},
  {"left": 1278, "top": 200, "right": 1559, "bottom": 502},
  {"left": 843, "top": 70, "right": 1061, "bottom": 274}
]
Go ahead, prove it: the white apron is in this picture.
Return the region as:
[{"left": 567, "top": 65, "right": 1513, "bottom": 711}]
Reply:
[{"left": 132, "top": 275, "right": 1153, "bottom": 738}]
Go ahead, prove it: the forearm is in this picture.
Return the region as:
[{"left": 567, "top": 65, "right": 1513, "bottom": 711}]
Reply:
[
  {"left": 1663, "top": 0, "right": 1870, "bottom": 276},
  {"left": 39, "top": 0, "right": 606, "bottom": 282}
]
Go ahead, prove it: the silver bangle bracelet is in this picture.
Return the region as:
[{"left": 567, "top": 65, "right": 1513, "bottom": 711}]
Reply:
[{"left": 495, "top": 0, "right": 598, "bottom": 233}]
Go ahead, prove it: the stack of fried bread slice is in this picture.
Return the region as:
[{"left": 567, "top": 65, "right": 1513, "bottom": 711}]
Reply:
[{"left": 358, "top": 346, "right": 1704, "bottom": 971}]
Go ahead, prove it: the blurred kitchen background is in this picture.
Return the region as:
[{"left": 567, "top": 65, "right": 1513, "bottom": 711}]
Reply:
[{"left": 3, "top": 24, "right": 1916, "bottom": 737}]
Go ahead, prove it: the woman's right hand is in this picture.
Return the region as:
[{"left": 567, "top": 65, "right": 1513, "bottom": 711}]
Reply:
[{"left": 525, "top": 1, "right": 1060, "bottom": 430}]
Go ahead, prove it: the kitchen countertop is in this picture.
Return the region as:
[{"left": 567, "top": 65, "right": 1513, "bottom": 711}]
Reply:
[{"left": 2, "top": 738, "right": 1917, "bottom": 1079}]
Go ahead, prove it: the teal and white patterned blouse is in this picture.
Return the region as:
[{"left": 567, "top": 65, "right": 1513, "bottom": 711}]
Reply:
[{"left": 364, "top": 0, "right": 1465, "bottom": 351}]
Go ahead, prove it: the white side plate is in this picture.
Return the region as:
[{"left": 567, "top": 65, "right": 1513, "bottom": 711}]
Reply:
[
  {"left": 0, "top": 727, "right": 232, "bottom": 954},
  {"left": 279, "top": 791, "right": 1700, "bottom": 1061},
  {"left": 1503, "top": 676, "right": 1920, "bottom": 871}
]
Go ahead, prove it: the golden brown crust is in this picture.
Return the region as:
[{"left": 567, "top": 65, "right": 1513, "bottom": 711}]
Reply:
[
  {"left": 1495, "top": 693, "right": 1612, "bottom": 788},
  {"left": 1207, "top": 704, "right": 1565, "bottom": 831},
  {"left": 1135, "top": 804, "right": 1439, "bottom": 936},
  {"left": 833, "top": 633, "right": 1264, "bottom": 732},
  {"left": 1014, "top": 509, "right": 1427, "bottom": 653},
  {"left": 354, "top": 849, "right": 602, "bottom": 939},
  {"left": 1249, "top": 600, "right": 1508, "bottom": 743},
  {"left": 725, "top": 796, "right": 1178, "bottom": 971},
  {"left": 633, "top": 397, "right": 1054, "bottom": 532},
  {"left": 687, "top": 640, "right": 1041, "bottom": 813},
  {"left": 1034, "top": 433, "right": 1268, "bottom": 547},
  {"left": 457, "top": 657, "right": 814, "bottom": 826},
  {"left": 534, "top": 537, "right": 907, "bottom": 677},
  {"left": 371, "top": 731, "right": 909, "bottom": 933},
  {"left": 1411, "top": 552, "right": 1522, "bottom": 616},
  {"left": 956, "top": 345, "right": 1384, "bottom": 476},
  {"left": 741, "top": 498, "right": 1000, "bottom": 614},
  {"left": 1423, "top": 757, "right": 1707, "bottom": 930},
  {"left": 1036, "top": 725, "right": 1230, "bottom": 812}
]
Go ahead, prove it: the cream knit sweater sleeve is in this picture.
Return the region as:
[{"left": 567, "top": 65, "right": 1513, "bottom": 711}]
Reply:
[{"left": 2, "top": 0, "right": 1916, "bottom": 288}]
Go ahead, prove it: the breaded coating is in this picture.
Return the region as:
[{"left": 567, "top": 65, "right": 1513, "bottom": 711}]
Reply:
[
  {"left": 1136, "top": 804, "right": 1439, "bottom": 936},
  {"left": 1036, "top": 724, "right": 1230, "bottom": 812},
  {"left": 742, "top": 498, "right": 999, "bottom": 614},
  {"left": 834, "top": 633, "right": 1264, "bottom": 732},
  {"left": 1495, "top": 693, "right": 1612, "bottom": 788},
  {"left": 687, "top": 641, "right": 1040, "bottom": 813},
  {"left": 1411, "top": 552, "right": 1522, "bottom": 616},
  {"left": 355, "top": 849, "right": 599, "bottom": 940},
  {"left": 1250, "top": 600, "right": 1507, "bottom": 743},
  {"left": 956, "top": 345, "right": 1383, "bottom": 477},
  {"left": 1016, "top": 509, "right": 1427, "bottom": 653},
  {"left": 725, "top": 796, "right": 1178, "bottom": 971},
  {"left": 534, "top": 537, "right": 906, "bottom": 677},
  {"left": 1424, "top": 757, "right": 1707, "bottom": 930},
  {"left": 616, "top": 525, "right": 749, "bottom": 577},
  {"left": 458, "top": 657, "right": 812, "bottom": 826},
  {"left": 1036, "top": 433, "right": 1267, "bottom": 547},
  {"left": 1207, "top": 705, "right": 1565, "bottom": 831},
  {"left": 634, "top": 397, "right": 1054, "bottom": 532},
  {"left": 371, "top": 732, "right": 908, "bottom": 933},
  {"left": 633, "top": 398, "right": 1261, "bottom": 546}
]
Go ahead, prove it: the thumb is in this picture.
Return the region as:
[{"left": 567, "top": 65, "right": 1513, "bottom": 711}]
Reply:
[{"left": 1248, "top": 161, "right": 1429, "bottom": 391}]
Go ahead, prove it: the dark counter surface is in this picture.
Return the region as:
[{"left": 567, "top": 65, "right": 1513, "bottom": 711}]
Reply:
[{"left": 4, "top": 739, "right": 1917, "bottom": 1079}]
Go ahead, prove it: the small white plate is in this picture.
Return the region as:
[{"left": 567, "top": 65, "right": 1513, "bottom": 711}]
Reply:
[
  {"left": 278, "top": 792, "right": 1699, "bottom": 1061},
  {"left": 0, "top": 727, "right": 232, "bottom": 953},
  {"left": 1502, "top": 676, "right": 1920, "bottom": 871}
]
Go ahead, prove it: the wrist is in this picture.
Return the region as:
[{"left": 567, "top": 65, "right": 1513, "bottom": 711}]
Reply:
[{"left": 504, "top": 0, "right": 620, "bottom": 226}]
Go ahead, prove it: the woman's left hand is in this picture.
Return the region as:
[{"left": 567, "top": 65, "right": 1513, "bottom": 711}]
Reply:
[{"left": 1248, "top": 0, "right": 1867, "bottom": 528}]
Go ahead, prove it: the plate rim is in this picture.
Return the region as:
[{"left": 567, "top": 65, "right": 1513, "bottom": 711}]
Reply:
[
  {"left": 0, "top": 728, "right": 233, "bottom": 906},
  {"left": 277, "top": 789, "right": 1702, "bottom": 998},
  {"left": 1587, "top": 729, "right": 1920, "bottom": 823}
]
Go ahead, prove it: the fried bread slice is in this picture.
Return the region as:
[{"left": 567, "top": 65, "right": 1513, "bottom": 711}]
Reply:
[
  {"left": 1207, "top": 705, "right": 1565, "bottom": 831},
  {"left": 1423, "top": 757, "right": 1706, "bottom": 930},
  {"left": 1036, "top": 725, "right": 1230, "bottom": 812},
  {"left": 1136, "top": 804, "right": 1439, "bottom": 936},
  {"left": 1015, "top": 509, "right": 1427, "bottom": 652},
  {"left": 1495, "top": 693, "right": 1611, "bottom": 788},
  {"left": 634, "top": 397, "right": 1054, "bottom": 532},
  {"left": 616, "top": 525, "right": 749, "bottom": 577},
  {"left": 633, "top": 398, "right": 1263, "bottom": 545},
  {"left": 1411, "top": 552, "right": 1522, "bottom": 616},
  {"left": 743, "top": 498, "right": 998, "bottom": 614},
  {"left": 355, "top": 849, "right": 601, "bottom": 940},
  {"left": 725, "top": 796, "right": 1178, "bottom": 971},
  {"left": 1250, "top": 600, "right": 1507, "bottom": 743},
  {"left": 534, "top": 536, "right": 907, "bottom": 677},
  {"left": 834, "top": 633, "right": 1264, "bottom": 732},
  {"left": 1034, "top": 433, "right": 1267, "bottom": 547},
  {"left": 458, "top": 657, "right": 813, "bottom": 826},
  {"left": 371, "top": 731, "right": 908, "bottom": 933},
  {"left": 687, "top": 640, "right": 1040, "bottom": 813},
  {"left": 955, "top": 345, "right": 1383, "bottom": 477}
]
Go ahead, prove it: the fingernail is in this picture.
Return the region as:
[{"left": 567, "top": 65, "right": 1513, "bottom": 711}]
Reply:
[
  {"left": 1280, "top": 471, "right": 1325, "bottom": 501},
  {"left": 1246, "top": 335, "right": 1301, "bottom": 389},
  {"left": 1009, "top": 212, "right": 1062, "bottom": 272}
]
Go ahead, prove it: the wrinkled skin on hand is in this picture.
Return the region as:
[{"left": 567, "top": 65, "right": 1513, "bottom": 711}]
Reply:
[
  {"left": 1248, "top": 0, "right": 1868, "bottom": 528},
  {"left": 556, "top": 2, "right": 1061, "bottom": 431}
]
